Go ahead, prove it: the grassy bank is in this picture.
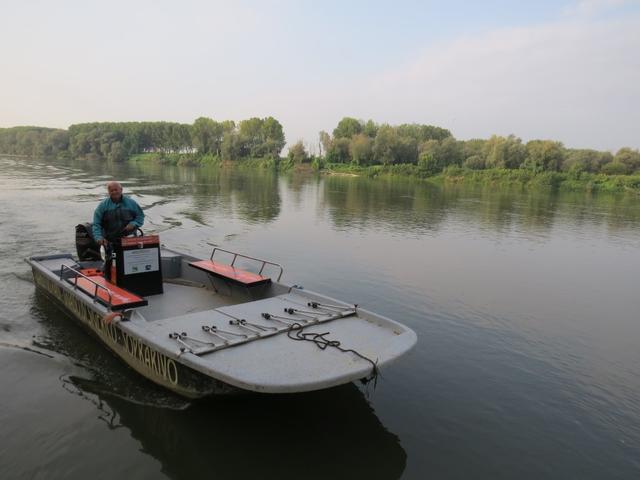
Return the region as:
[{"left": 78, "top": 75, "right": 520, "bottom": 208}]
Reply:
[
  {"left": 129, "top": 152, "right": 279, "bottom": 169},
  {"left": 127, "top": 153, "right": 640, "bottom": 193},
  {"left": 437, "top": 167, "right": 640, "bottom": 193},
  {"left": 128, "top": 152, "right": 323, "bottom": 172},
  {"left": 320, "top": 162, "right": 640, "bottom": 193}
]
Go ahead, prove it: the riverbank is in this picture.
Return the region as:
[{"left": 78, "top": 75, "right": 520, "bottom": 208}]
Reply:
[
  {"left": 316, "top": 162, "right": 640, "bottom": 193},
  {"left": 6, "top": 150, "right": 638, "bottom": 194},
  {"left": 129, "top": 152, "right": 281, "bottom": 169},
  {"left": 437, "top": 167, "right": 640, "bottom": 193},
  {"left": 129, "top": 153, "right": 640, "bottom": 193}
]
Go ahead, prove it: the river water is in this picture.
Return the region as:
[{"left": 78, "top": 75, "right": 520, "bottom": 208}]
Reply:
[{"left": 1, "top": 156, "right": 639, "bottom": 479}]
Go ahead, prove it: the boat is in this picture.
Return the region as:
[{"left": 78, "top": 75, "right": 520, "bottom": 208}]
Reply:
[{"left": 26, "top": 233, "right": 416, "bottom": 398}]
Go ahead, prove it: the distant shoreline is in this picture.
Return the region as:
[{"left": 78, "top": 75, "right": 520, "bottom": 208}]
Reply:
[
  {"left": 2, "top": 151, "right": 639, "bottom": 193},
  {"left": 2, "top": 116, "right": 639, "bottom": 194}
]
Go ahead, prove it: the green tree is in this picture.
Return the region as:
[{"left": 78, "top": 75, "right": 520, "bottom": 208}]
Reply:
[
  {"left": 562, "top": 149, "right": 613, "bottom": 173},
  {"left": 601, "top": 161, "right": 629, "bottom": 175},
  {"left": 46, "top": 130, "right": 69, "bottom": 155},
  {"left": 462, "top": 139, "right": 486, "bottom": 161},
  {"left": 261, "top": 117, "right": 286, "bottom": 157},
  {"left": 418, "top": 137, "right": 462, "bottom": 172},
  {"left": 438, "top": 137, "right": 463, "bottom": 166},
  {"left": 69, "top": 131, "right": 91, "bottom": 157},
  {"left": 169, "top": 123, "right": 193, "bottom": 153},
  {"left": 349, "top": 134, "right": 374, "bottom": 165},
  {"left": 614, "top": 148, "right": 640, "bottom": 173},
  {"left": 524, "top": 140, "right": 565, "bottom": 172},
  {"left": 221, "top": 120, "right": 236, "bottom": 134},
  {"left": 192, "top": 117, "right": 222, "bottom": 154},
  {"left": 363, "top": 119, "right": 378, "bottom": 138},
  {"left": 373, "top": 125, "right": 399, "bottom": 165},
  {"left": 326, "top": 137, "right": 351, "bottom": 163},
  {"left": 333, "top": 117, "right": 363, "bottom": 139},
  {"left": 418, "top": 124, "right": 452, "bottom": 142},
  {"left": 107, "top": 141, "right": 126, "bottom": 162},
  {"left": 238, "top": 117, "right": 264, "bottom": 157},
  {"left": 396, "top": 136, "right": 419, "bottom": 164},
  {"left": 484, "top": 135, "right": 526, "bottom": 169},
  {"left": 463, "top": 154, "right": 485, "bottom": 170},
  {"left": 287, "top": 141, "right": 309, "bottom": 163}
]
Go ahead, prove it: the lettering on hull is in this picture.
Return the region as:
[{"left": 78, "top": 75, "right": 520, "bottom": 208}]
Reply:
[{"left": 33, "top": 270, "right": 179, "bottom": 387}]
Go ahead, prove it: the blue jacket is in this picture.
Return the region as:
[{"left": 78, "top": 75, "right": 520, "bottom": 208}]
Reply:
[{"left": 92, "top": 195, "right": 144, "bottom": 242}]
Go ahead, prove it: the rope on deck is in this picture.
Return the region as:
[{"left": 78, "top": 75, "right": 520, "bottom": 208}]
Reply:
[{"left": 286, "top": 322, "right": 379, "bottom": 388}]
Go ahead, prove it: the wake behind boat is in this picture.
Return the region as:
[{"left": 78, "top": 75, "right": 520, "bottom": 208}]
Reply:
[{"left": 27, "top": 233, "right": 416, "bottom": 398}]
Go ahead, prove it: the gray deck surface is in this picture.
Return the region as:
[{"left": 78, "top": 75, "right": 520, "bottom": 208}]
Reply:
[
  {"left": 131, "top": 292, "right": 411, "bottom": 392},
  {"left": 136, "top": 282, "right": 235, "bottom": 321}
]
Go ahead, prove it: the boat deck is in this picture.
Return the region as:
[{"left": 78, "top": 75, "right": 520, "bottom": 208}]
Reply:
[{"left": 135, "top": 281, "right": 235, "bottom": 321}]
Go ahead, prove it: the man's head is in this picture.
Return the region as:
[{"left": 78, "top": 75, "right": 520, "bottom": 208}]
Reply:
[{"left": 107, "top": 181, "right": 123, "bottom": 202}]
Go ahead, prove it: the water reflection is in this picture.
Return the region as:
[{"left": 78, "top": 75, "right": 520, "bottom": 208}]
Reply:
[
  {"left": 320, "top": 176, "right": 640, "bottom": 238},
  {"left": 321, "top": 176, "right": 449, "bottom": 234},
  {"left": 10, "top": 156, "right": 640, "bottom": 239},
  {"left": 69, "top": 377, "right": 407, "bottom": 480},
  {"left": 12, "top": 157, "right": 283, "bottom": 227}
]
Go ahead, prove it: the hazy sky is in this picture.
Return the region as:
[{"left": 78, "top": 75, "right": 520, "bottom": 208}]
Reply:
[{"left": 1, "top": 0, "right": 639, "bottom": 151}]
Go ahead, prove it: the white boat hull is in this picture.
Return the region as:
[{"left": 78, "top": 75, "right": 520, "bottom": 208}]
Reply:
[{"left": 27, "top": 248, "right": 416, "bottom": 397}]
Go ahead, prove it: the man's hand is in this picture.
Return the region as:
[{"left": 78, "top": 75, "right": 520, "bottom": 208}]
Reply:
[
  {"left": 97, "top": 239, "right": 108, "bottom": 247},
  {"left": 124, "top": 223, "right": 135, "bottom": 232}
]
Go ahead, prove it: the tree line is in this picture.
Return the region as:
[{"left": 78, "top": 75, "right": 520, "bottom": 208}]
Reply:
[
  {"left": 2, "top": 116, "right": 639, "bottom": 176},
  {"left": 0, "top": 126, "right": 69, "bottom": 158},
  {"left": 309, "top": 117, "right": 640, "bottom": 175},
  {"left": 0, "top": 117, "right": 286, "bottom": 162}
]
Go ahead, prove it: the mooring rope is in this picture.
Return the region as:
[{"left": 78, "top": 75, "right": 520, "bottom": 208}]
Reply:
[{"left": 286, "top": 322, "right": 379, "bottom": 387}]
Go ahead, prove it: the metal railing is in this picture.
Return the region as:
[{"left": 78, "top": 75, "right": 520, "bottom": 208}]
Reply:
[
  {"left": 210, "top": 247, "right": 284, "bottom": 282},
  {"left": 60, "top": 264, "right": 113, "bottom": 308}
]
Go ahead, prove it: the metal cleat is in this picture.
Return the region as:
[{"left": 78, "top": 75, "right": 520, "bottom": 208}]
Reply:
[
  {"left": 261, "top": 312, "right": 306, "bottom": 326},
  {"left": 169, "top": 331, "right": 215, "bottom": 354},
  {"left": 229, "top": 318, "right": 277, "bottom": 334},
  {"left": 201, "top": 324, "right": 248, "bottom": 343},
  {"left": 283, "top": 307, "right": 326, "bottom": 319}
]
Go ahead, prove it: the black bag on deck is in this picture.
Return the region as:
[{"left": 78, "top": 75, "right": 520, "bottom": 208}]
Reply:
[{"left": 75, "top": 223, "right": 101, "bottom": 261}]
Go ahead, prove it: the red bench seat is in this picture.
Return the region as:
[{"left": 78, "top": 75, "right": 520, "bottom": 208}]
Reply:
[
  {"left": 68, "top": 275, "right": 148, "bottom": 310},
  {"left": 189, "top": 260, "right": 271, "bottom": 287}
]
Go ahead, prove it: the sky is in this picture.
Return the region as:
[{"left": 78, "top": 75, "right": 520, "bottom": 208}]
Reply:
[{"left": 1, "top": 0, "right": 639, "bottom": 152}]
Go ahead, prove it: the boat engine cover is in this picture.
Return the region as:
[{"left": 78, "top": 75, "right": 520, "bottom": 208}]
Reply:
[{"left": 75, "top": 222, "right": 101, "bottom": 261}]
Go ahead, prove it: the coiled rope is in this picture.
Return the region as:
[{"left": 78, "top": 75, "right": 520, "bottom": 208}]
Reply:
[{"left": 286, "top": 322, "right": 379, "bottom": 388}]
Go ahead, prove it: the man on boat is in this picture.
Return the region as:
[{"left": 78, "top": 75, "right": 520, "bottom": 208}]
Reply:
[{"left": 92, "top": 181, "right": 144, "bottom": 246}]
